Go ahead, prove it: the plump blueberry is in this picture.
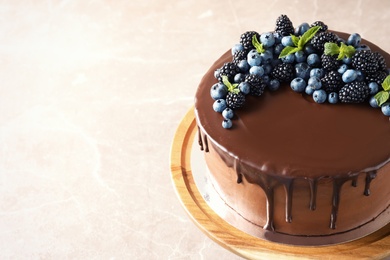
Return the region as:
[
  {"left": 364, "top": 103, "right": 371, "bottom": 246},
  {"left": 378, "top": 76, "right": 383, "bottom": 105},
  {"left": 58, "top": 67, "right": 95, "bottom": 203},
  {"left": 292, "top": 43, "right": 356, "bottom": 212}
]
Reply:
[
  {"left": 231, "top": 43, "right": 244, "bottom": 55},
  {"left": 281, "top": 36, "right": 294, "bottom": 47},
  {"left": 356, "top": 44, "right": 370, "bottom": 51},
  {"left": 262, "top": 75, "right": 271, "bottom": 85},
  {"left": 263, "top": 64, "right": 272, "bottom": 75},
  {"left": 237, "top": 60, "right": 250, "bottom": 72},
  {"left": 347, "top": 33, "right": 361, "bottom": 47},
  {"left": 369, "top": 82, "right": 379, "bottom": 95},
  {"left": 310, "top": 68, "right": 325, "bottom": 78},
  {"left": 234, "top": 73, "right": 246, "bottom": 83},
  {"left": 294, "top": 51, "right": 306, "bottom": 63},
  {"left": 213, "top": 99, "right": 227, "bottom": 112},
  {"left": 273, "top": 32, "right": 283, "bottom": 44},
  {"left": 260, "top": 32, "right": 275, "bottom": 48},
  {"left": 290, "top": 77, "right": 307, "bottom": 92},
  {"left": 337, "top": 64, "right": 349, "bottom": 74},
  {"left": 214, "top": 69, "right": 220, "bottom": 79},
  {"left": 222, "top": 108, "right": 234, "bottom": 119},
  {"left": 369, "top": 96, "right": 379, "bottom": 108},
  {"left": 342, "top": 69, "right": 358, "bottom": 83},
  {"left": 305, "top": 85, "right": 315, "bottom": 95},
  {"left": 381, "top": 102, "right": 390, "bottom": 116},
  {"left": 312, "top": 89, "right": 327, "bottom": 103},
  {"left": 268, "top": 79, "right": 280, "bottom": 91},
  {"left": 295, "top": 62, "right": 311, "bottom": 80},
  {"left": 303, "top": 43, "right": 316, "bottom": 55},
  {"left": 295, "top": 22, "right": 310, "bottom": 35},
  {"left": 247, "top": 49, "right": 262, "bottom": 67},
  {"left": 328, "top": 92, "right": 339, "bottom": 104},
  {"left": 210, "top": 83, "right": 228, "bottom": 100},
  {"left": 356, "top": 70, "right": 365, "bottom": 82},
  {"left": 222, "top": 119, "right": 233, "bottom": 129},
  {"left": 273, "top": 43, "right": 284, "bottom": 55},
  {"left": 238, "top": 82, "right": 251, "bottom": 95},
  {"left": 260, "top": 49, "right": 273, "bottom": 62},
  {"left": 307, "top": 53, "right": 321, "bottom": 67},
  {"left": 281, "top": 53, "right": 295, "bottom": 63},
  {"left": 249, "top": 66, "right": 265, "bottom": 77},
  {"left": 308, "top": 76, "right": 322, "bottom": 90},
  {"left": 342, "top": 57, "right": 352, "bottom": 65}
]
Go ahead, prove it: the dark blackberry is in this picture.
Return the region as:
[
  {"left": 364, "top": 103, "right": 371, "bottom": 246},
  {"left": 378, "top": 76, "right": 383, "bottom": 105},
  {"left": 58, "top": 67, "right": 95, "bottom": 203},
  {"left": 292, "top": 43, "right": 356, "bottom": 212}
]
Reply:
[
  {"left": 311, "top": 21, "right": 328, "bottom": 32},
  {"left": 339, "top": 81, "right": 370, "bottom": 103},
  {"left": 310, "top": 31, "right": 338, "bottom": 52},
  {"left": 373, "top": 52, "right": 387, "bottom": 71},
  {"left": 226, "top": 92, "right": 245, "bottom": 109},
  {"left": 240, "top": 31, "right": 259, "bottom": 50},
  {"left": 321, "top": 70, "right": 343, "bottom": 93},
  {"left": 321, "top": 54, "right": 341, "bottom": 71},
  {"left": 217, "top": 62, "right": 240, "bottom": 82},
  {"left": 233, "top": 49, "right": 249, "bottom": 65},
  {"left": 351, "top": 50, "right": 379, "bottom": 74},
  {"left": 365, "top": 70, "right": 389, "bottom": 85},
  {"left": 271, "top": 63, "right": 295, "bottom": 82},
  {"left": 275, "top": 14, "right": 294, "bottom": 36},
  {"left": 245, "top": 74, "right": 266, "bottom": 96}
]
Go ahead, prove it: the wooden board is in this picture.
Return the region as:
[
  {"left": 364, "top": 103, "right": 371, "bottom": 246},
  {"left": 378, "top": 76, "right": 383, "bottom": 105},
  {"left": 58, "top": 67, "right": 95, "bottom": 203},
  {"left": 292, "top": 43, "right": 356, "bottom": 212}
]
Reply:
[{"left": 170, "top": 107, "right": 390, "bottom": 260}]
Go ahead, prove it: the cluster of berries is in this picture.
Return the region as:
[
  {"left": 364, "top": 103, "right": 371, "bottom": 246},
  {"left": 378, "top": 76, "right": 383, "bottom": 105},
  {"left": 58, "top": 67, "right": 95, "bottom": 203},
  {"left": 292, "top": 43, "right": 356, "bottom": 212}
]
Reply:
[{"left": 210, "top": 15, "right": 390, "bottom": 129}]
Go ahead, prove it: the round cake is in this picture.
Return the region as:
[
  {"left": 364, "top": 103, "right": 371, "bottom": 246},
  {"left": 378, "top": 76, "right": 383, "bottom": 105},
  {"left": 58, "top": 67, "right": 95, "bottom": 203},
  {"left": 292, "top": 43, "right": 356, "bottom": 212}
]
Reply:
[{"left": 194, "top": 15, "right": 390, "bottom": 246}]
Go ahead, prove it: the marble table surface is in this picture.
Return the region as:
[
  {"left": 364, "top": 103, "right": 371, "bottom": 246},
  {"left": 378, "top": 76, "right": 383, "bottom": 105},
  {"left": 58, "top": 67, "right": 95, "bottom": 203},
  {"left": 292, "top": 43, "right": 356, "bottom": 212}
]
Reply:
[{"left": 0, "top": 0, "right": 390, "bottom": 259}]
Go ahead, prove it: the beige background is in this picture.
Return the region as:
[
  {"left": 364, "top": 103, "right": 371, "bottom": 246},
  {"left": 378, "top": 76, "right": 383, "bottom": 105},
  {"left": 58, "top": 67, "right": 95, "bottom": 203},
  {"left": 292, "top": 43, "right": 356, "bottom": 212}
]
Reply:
[{"left": 0, "top": 0, "right": 389, "bottom": 259}]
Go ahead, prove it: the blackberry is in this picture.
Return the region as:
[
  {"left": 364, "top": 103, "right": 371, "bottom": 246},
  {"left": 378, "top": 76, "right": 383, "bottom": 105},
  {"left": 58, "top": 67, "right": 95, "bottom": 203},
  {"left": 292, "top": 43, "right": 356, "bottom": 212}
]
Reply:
[
  {"left": 233, "top": 49, "right": 249, "bottom": 65},
  {"left": 240, "top": 31, "right": 259, "bottom": 50},
  {"left": 226, "top": 92, "right": 245, "bottom": 109},
  {"left": 365, "top": 70, "right": 388, "bottom": 85},
  {"left": 339, "top": 81, "right": 370, "bottom": 103},
  {"left": 271, "top": 63, "right": 295, "bottom": 82},
  {"left": 311, "top": 31, "right": 338, "bottom": 52},
  {"left": 275, "top": 14, "right": 294, "bottom": 36},
  {"left": 311, "top": 21, "right": 328, "bottom": 32},
  {"left": 321, "top": 54, "right": 341, "bottom": 71},
  {"left": 217, "top": 62, "right": 240, "bottom": 82},
  {"left": 321, "top": 70, "right": 343, "bottom": 93},
  {"left": 373, "top": 52, "right": 387, "bottom": 71},
  {"left": 245, "top": 74, "right": 266, "bottom": 96},
  {"left": 351, "top": 50, "right": 379, "bottom": 74}
]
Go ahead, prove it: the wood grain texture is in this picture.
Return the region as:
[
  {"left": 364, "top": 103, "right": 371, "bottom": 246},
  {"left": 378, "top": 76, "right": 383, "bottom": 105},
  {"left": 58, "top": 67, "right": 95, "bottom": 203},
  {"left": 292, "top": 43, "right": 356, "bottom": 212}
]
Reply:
[{"left": 170, "top": 107, "right": 390, "bottom": 260}]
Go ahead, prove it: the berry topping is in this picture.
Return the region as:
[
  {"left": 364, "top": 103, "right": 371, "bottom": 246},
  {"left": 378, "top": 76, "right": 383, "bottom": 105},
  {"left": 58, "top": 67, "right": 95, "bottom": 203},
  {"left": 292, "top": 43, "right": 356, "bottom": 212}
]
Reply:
[
  {"left": 245, "top": 74, "right": 266, "bottom": 96},
  {"left": 226, "top": 92, "right": 246, "bottom": 109},
  {"left": 275, "top": 15, "right": 294, "bottom": 36},
  {"left": 351, "top": 50, "right": 379, "bottom": 74},
  {"left": 339, "top": 81, "right": 370, "bottom": 103},
  {"left": 321, "top": 53, "right": 341, "bottom": 71},
  {"left": 271, "top": 63, "right": 295, "bottom": 82},
  {"left": 311, "top": 21, "right": 328, "bottom": 32},
  {"left": 321, "top": 70, "right": 343, "bottom": 93},
  {"left": 240, "top": 31, "right": 260, "bottom": 50},
  {"left": 217, "top": 62, "right": 240, "bottom": 82},
  {"left": 311, "top": 31, "right": 338, "bottom": 52}
]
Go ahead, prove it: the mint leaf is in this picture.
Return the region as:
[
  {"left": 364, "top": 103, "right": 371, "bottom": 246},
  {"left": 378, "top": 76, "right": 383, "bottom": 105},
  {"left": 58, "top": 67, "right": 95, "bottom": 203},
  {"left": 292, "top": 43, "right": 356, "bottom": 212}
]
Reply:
[
  {"left": 324, "top": 42, "right": 340, "bottom": 56},
  {"left": 279, "top": 46, "right": 298, "bottom": 58},
  {"left": 252, "top": 35, "right": 265, "bottom": 53},
  {"left": 291, "top": 35, "right": 299, "bottom": 47},
  {"left": 222, "top": 75, "right": 240, "bottom": 94},
  {"left": 298, "top": 26, "right": 320, "bottom": 49},
  {"left": 375, "top": 91, "right": 390, "bottom": 106},
  {"left": 338, "top": 42, "right": 355, "bottom": 60},
  {"left": 382, "top": 75, "right": 390, "bottom": 91}
]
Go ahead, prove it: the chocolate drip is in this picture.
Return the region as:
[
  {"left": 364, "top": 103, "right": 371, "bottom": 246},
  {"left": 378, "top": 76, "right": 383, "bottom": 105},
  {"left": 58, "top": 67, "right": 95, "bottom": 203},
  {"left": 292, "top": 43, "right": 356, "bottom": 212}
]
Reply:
[
  {"left": 351, "top": 175, "right": 358, "bottom": 187},
  {"left": 202, "top": 133, "right": 209, "bottom": 152},
  {"left": 234, "top": 159, "right": 243, "bottom": 183},
  {"left": 308, "top": 178, "right": 318, "bottom": 211},
  {"left": 364, "top": 171, "right": 377, "bottom": 196},
  {"left": 284, "top": 179, "right": 294, "bottom": 223},
  {"left": 330, "top": 178, "right": 347, "bottom": 229},
  {"left": 197, "top": 127, "right": 203, "bottom": 151}
]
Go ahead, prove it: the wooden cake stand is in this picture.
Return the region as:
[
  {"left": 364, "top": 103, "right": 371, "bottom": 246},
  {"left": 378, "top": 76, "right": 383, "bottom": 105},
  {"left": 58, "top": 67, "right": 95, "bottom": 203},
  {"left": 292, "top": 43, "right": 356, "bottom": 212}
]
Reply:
[{"left": 170, "top": 107, "right": 390, "bottom": 260}]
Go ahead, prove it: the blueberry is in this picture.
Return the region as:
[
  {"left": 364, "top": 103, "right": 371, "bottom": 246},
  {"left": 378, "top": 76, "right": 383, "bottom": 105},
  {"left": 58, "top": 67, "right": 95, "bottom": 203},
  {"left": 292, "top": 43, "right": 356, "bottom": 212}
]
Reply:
[
  {"left": 290, "top": 77, "right": 307, "bottom": 92},
  {"left": 268, "top": 79, "right": 280, "bottom": 91},
  {"left": 295, "top": 51, "right": 306, "bottom": 63},
  {"left": 273, "top": 32, "right": 283, "bottom": 44},
  {"left": 369, "top": 96, "right": 379, "bottom": 108},
  {"left": 222, "top": 108, "right": 234, "bottom": 119},
  {"left": 214, "top": 69, "right": 220, "bottom": 79},
  {"left": 247, "top": 49, "right": 262, "bottom": 67},
  {"left": 328, "top": 92, "right": 339, "bottom": 104},
  {"left": 213, "top": 99, "right": 227, "bottom": 112},
  {"left": 356, "top": 44, "right": 370, "bottom": 51},
  {"left": 263, "top": 64, "right": 272, "bottom": 75},
  {"left": 347, "top": 33, "right": 361, "bottom": 47},
  {"left": 295, "top": 62, "right": 311, "bottom": 80},
  {"left": 234, "top": 73, "right": 246, "bottom": 83},
  {"left": 342, "top": 57, "right": 352, "bottom": 65},
  {"left": 222, "top": 119, "right": 233, "bottom": 129},
  {"left": 274, "top": 43, "right": 284, "bottom": 55},
  {"left": 249, "top": 66, "right": 265, "bottom": 76},
  {"left": 310, "top": 68, "right": 325, "bottom": 78},
  {"left": 307, "top": 53, "right": 320, "bottom": 67},
  {"left": 369, "top": 82, "right": 379, "bottom": 95},
  {"left": 260, "top": 49, "right": 273, "bottom": 62},
  {"left": 231, "top": 43, "right": 244, "bottom": 55},
  {"left": 303, "top": 43, "right": 316, "bottom": 55},
  {"left": 262, "top": 75, "right": 271, "bottom": 85},
  {"left": 281, "top": 36, "right": 294, "bottom": 47},
  {"left": 356, "top": 70, "right": 365, "bottom": 82},
  {"left": 281, "top": 53, "right": 295, "bottom": 64},
  {"left": 381, "top": 102, "right": 390, "bottom": 116},
  {"left": 210, "top": 83, "right": 227, "bottom": 100},
  {"left": 312, "top": 89, "right": 327, "bottom": 103},
  {"left": 238, "top": 82, "right": 251, "bottom": 95},
  {"left": 305, "top": 85, "right": 315, "bottom": 95},
  {"left": 308, "top": 76, "right": 322, "bottom": 90},
  {"left": 295, "top": 22, "right": 310, "bottom": 35},
  {"left": 237, "top": 60, "right": 250, "bottom": 72},
  {"left": 260, "top": 32, "right": 275, "bottom": 48},
  {"left": 342, "top": 69, "right": 358, "bottom": 83},
  {"left": 338, "top": 64, "right": 349, "bottom": 74}
]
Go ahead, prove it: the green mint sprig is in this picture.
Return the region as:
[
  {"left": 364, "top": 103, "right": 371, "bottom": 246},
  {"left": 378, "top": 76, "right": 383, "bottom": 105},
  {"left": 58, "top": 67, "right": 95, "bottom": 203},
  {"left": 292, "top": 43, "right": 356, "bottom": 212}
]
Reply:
[
  {"left": 222, "top": 75, "right": 240, "bottom": 94},
  {"left": 252, "top": 35, "right": 265, "bottom": 53},
  {"left": 279, "top": 26, "right": 321, "bottom": 58},
  {"left": 374, "top": 75, "right": 390, "bottom": 106},
  {"left": 324, "top": 42, "right": 356, "bottom": 60}
]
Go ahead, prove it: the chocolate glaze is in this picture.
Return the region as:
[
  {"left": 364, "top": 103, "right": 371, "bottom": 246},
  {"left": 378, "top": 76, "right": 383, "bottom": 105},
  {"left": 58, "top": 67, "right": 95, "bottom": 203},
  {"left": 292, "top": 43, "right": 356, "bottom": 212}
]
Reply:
[{"left": 194, "top": 32, "right": 390, "bottom": 243}]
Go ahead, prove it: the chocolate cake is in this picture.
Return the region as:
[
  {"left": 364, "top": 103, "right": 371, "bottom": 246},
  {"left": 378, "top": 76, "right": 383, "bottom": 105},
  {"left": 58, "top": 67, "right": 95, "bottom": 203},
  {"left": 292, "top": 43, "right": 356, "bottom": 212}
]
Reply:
[{"left": 194, "top": 15, "right": 390, "bottom": 246}]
